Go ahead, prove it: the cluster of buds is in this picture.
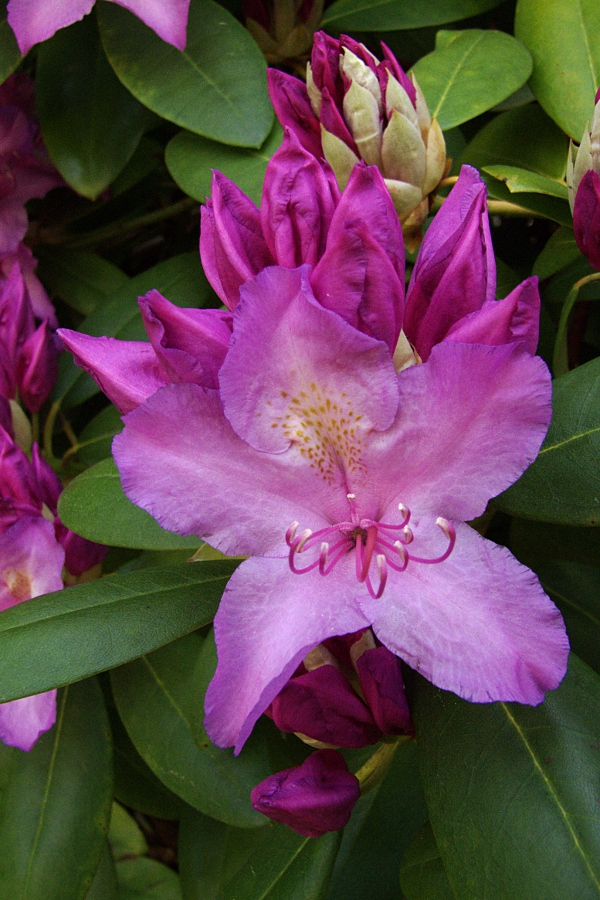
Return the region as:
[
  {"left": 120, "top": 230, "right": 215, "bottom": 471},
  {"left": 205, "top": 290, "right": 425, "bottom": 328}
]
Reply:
[
  {"left": 268, "top": 32, "right": 448, "bottom": 248},
  {"left": 244, "top": 0, "right": 323, "bottom": 67},
  {"left": 251, "top": 629, "right": 413, "bottom": 836},
  {"left": 567, "top": 88, "right": 600, "bottom": 271}
]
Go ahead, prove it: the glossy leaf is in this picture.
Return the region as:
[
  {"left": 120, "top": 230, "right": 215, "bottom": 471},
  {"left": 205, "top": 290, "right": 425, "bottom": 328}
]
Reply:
[
  {"left": 328, "top": 740, "right": 428, "bottom": 900},
  {"left": 166, "top": 120, "right": 283, "bottom": 205},
  {"left": 483, "top": 165, "right": 568, "bottom": 200},
  {"left": 54, "top": 252, "right": 215, "bottom": 408},
  {"left": 515, "top": 0, "right": 600, "bottom": 140},
  {"left": 533, "top": 227, "right": 581, "bottom": 280},
  {"left": 536, "top": 562, "right": 600, "bottom": 676},
  {"left": 0, "top": 678, "right": 113, "bottom": 900},
  {"left": 111, "top": 632, "right": 270, "bottom": 828},
  {"left": 58, "top": 457, "right": 200, "bottom": 550},
  {"left": 98, "top": 0, "right": 272, "bottom": 148},
  {"left": 497, "top": 355, "right": 600, "bottom": 524},
  {"left": 0, "top": 560, "right": 236, "bottom": 702},
  {"left": 400, "top": 822, "right": 455, "bottom": 900},
  {"left": 458, "top": 105, "right": 568, "bottom": 178},
  {"left": 76, "top": 405, "right": 124, "bottom": 466},
  {"left": 109, "top": 803, "right": 148, "bottom": 861},
  {"left": 412, "top": 30, "right": 532, "bottom": 130},
  {"left": 552, "top": 275, "right": 600, "bottom": 376},
  {"left": 36, "top": 13, "right": 152, "bottom": 200},
  {"left": 321, "top": 0, "right": 503, "bottom": 32},
  {"left": 0, "top": 1, "right": 21, "bottom": 84},
  {"left": 86, "top": 843, "right": 119, "bottom": 900},
  {"left": 414, "top": 654, "right": 600, "bottom": 900},
  {"left": 36, "top": 248, "right": 129, "bottom": 316},
  {"left": 509, "top": 519, "right": 600, "bottom": 570},
  {"left": 116, "top": 858, "right": 182, "bottom": 900},
  {"left": 178, "top": 807, "right": 341, "bottom": 899}
]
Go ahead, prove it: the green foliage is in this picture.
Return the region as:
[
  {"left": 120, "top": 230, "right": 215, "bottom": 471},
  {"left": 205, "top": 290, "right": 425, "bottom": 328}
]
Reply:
[
  {"left": 322, "top": 0, "right": 503, "bottom": 32},
  {"left": 0, "top": 561, "right": 236, "bottom": 701},
  {"left": 97, "top": 0, "right": 273, "bottom": 148},
  {"left": 0, "top": 679, "right": 113, "bottom": 900},
  {"left": 117, "top": 858, "right": 183, "bottom": 899},
  {"left": 400, "top": 822, "right": 455, "bottom": 900},
  {"left": 58, "top": 458, "right": 200, "bottom": 550},
  {"left": 36, "top": 13, "right": 153, "bottom": 200},
  {"left": 0, "top": 2, "right": 20, "bottom": 84},
  {"left": 412, "top": 29, "right": 532, "bottom": 130},
  {"left": 414, "top": 656, "right": 600, "bottom": 899},
  {"left": 36, "top": 249, "right": 129, "bottom": 317}
]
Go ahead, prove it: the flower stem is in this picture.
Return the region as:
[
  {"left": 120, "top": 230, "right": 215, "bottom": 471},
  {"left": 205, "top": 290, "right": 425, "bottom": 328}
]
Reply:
[{"left": 355, "top": 735, "right": 411, "bottom": 795}]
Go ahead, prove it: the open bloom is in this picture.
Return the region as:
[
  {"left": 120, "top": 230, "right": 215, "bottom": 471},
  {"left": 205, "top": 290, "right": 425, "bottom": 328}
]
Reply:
[
  {"left": 251, "top": 749, "right": 360, "bottom": 837},
  {"left": 7, "top": 0, "right": 190, "bottom": 55},
  {"left": 567, "top": 88, "right": 600, "bottom": 270},
  {"left": 111, "top": 264, "right": 568, "bottom": 753},
  {"left": 0, "top": 74, "right": 63, "bottom": 256},
  {"left": 0, "top": 425, "right": 107, "bottom": 576},
  {"left": 0, "top": 516, "right": 64, "bottom": 750},
  {"left": 268, "top": 32, "right": 448, "bottom": 247}
]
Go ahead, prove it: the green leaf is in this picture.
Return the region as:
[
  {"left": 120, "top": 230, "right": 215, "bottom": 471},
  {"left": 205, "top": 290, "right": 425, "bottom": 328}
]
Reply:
[
  {"left": 76, "top": 405, "right": 123, "bottom": 466},
  {"left": 484, "top": 175, "right": 572, "bottom": 225},
  {"left": 321, "top": 0, "right": 503, "bottom": 32},
  {"left": 58, "top": 457, "right": 200, "bottom": 550},
  {"left": 0, "top": 678, "right": 113, "bottom": 900},
  {"left": 483, "top": 165, "right": 568, "bottom": 200},
  {"left": 533, "top": 227, "right": 581, "bottom": 280},
  {"left": 414, "top": 655, "right": 600, "bottom": 900},
  {"left": 178, "top": 807, "right": 341, "bottom": 899},
  {"left": 0, "top": 560, "right": 236, "bottom": 702},
  {"left": 458, "top": 105, "right": 568, "bottom": 179},
  {"left": 166, "top": 120, "right": 283, "bottom": 205},
  {"left": 328, "top": 741, "right": 428, "bottom": 900},
  {"left": 109, "top": 803, "right": 148, "bottom": 861},
  {"left": 53, "top": 252, "right": 215, "bottom": 408},
  {"left": 0, "top": 2, "right": 20, "bottom": 84},
  {"left": 103, "top": 681, "right": 186, "bottom": 820},
  {"left": 552, "top": 274, "right": 600, "bottom": 376},
  {"left": 86, "top": 843, "right": 119, "bottom": 900},
  {"left": 111, "top": 632, "right": 270, "bottom": 828},
  {"left": 515, "top": 0, "right": 600, "bottom": 140},
  {"left": 98, "top": 0, "right": 272, "bottom": 148},
  {"left": 400, "top": 822, "right": 455, "bottom": 900},
  {"left": 496, "top": 355, "right": 600, "bottom": 524},
  {"left": 509, "top": 519, "right": 600, "bottom": 570},
  {"left": 36, "top": 248, "right": 129, "bottom": 316},
  {"left": 411, "top": 30, "right": 532, "bottom": 130},
  {"left": 116, "top": 858, "right": 182, "bottom": 900},
  {"left": 495, "top": 258, "right": 519, "bottom": 299},
  {"left": 537, "top": 562, "right": 600, "bottom": 676},
  {"left": 36, "top": 13, "right": 153, "bottom": 200}
]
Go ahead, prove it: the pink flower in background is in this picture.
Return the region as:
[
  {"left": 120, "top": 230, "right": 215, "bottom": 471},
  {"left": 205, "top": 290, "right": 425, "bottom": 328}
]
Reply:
[
  {"left": 567, "top": 88, "right": 600, "bottom": 270},
  {"left": 0, "top": 516, "right": 64, "bottom": 751},
  {"left": 0, "top": 426, "right": 107, "bottom": 576},
  {"left": 111, "top": 264, "right": 567, "bottom": 755},
  {"left": 251, "top": 749, "right": 360, "bottom": 837},
  {"left": 0, "top": 263, "right": 58, "bottom": 413},
  {"left": 0, "top": 74, "right": 63, "bottom": 256},
  {"left": 7, "top": 0, "right": 191, "bottom": 55}
]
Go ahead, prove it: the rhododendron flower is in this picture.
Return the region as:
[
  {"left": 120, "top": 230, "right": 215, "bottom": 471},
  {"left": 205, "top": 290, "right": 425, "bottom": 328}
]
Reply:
[
  {"left": 0, "top": 426, "right": 107, "bottom": 576},
  {"left": 111, "top": 264, "right": 568, "bottom": 753},
  {"left": 0, "top": 517, "right": 64, "bottom": 750},
  {"left": 251, "top": 749, "right": 360, "bottom": 836},
  {"left": 244, "top": 0, "right": 323, "bottom": 66},
  {"left": 7, "top": 0, "right": 191, "bottom": 55},
  {"left": 0, "top": 74, "right": 63, "bottom": 256},
  {"left": 268, "top": 31, "right": 448, "bottom": 246},
  {"left": 0, "top": 263, "right": 58, "bottom": 413}
]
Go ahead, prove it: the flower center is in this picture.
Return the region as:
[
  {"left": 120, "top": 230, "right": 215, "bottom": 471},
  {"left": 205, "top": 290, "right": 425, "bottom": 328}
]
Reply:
[{"left": 285, "top": 494, "right": 455, "bottom": 599}]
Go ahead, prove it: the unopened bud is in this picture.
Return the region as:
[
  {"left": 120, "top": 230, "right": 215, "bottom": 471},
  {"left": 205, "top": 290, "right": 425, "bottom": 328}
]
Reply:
[{"left": 568, "top": 90, "right": 600, "bottom": 270}]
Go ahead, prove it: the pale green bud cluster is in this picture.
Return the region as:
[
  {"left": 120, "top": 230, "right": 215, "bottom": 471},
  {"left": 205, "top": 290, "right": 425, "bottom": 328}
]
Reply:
[{"left": 567, "top": 94, "right": 600, "bottom": 213}]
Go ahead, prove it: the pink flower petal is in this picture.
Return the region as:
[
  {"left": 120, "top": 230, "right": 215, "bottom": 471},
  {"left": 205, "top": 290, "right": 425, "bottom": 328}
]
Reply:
[
  {"left": 358, "top": 522, "right": 568, "bottom": 705},
  {"left": 219, "top": 265, "right": 399, "bottom": 454},
  {"left": 267, "top": 69, "right": 323, "bottom": 159},
  {"left": 113, "top": 382, "right": 349, "bottom": 556},
  {"left": 110, "top": 0, "right": 190, "bottom": 49},
  {"left": 0, "top": 690, "right": 57, "bottom": 751},
  {"left": 7, "top": 0, "right": 95, "bottom": 54},
  {"left": 0, "top": 517, "right": 64, "bottom": 611},
  {"left": 204, "top": 555, "right": 369, "bottom": 750}
]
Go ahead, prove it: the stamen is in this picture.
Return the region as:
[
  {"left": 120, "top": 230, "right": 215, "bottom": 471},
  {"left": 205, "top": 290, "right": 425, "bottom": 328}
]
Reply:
[
  {"left": 359, "top": 525, "right": 378, "bottom": 582},
  {"left": 319, "top": 542, "right": 329, "bottom": 574},
  {"left": 296, "top": 529, "right": 312, "bottom": 552},
  {"left": 286, "top": 521, "right": 299, "bottom": 545},
  {"left": 398, "top": 503, "right": 408, "bottom": 518},
  {"left": 394, "top": 540, "right": 407, "bottom": 564},
  {"left": 402, "top": 526, "right": 413, "bottom": 544},
  {"left": 409, "top": 517, "right": 456, "bottom": 565}
]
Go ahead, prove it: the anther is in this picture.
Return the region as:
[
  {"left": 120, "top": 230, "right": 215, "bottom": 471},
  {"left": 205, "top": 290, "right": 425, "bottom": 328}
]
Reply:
[
  {"left": 286, "top": 521, "right": 299, "bottom": 544},
  {"left": 398, "top": 503, "right": 408, "bottom": 517},
  {"left": 402, "top": 526, "right": 413, "bottom": 544},
  {"left": 436, "top": 517, "right": 453, "bottom": 539},
  {"left": 319, "top": 542, "right": 329, "bottom": 574},
  {"left": 394, "top": 540, "right": 407, "bottom": 564},
  {"left": 296, "top": 529, "right": 312, "bottom": 552},
  {"left": 347, "top": 493, "right": 356, "bottom": 500}
]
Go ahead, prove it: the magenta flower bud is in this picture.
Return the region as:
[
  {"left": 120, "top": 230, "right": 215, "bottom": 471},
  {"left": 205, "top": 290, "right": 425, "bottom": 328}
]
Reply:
[
  {"left": 244, "top": 0, "right": 323, "bottom": 66},
  {"left": 269, "top": 663, "right": 381, "bottom": 748},
  {"left": 251, "top": 749, "right": 360, "bottom": 837},
  {"left": 16, "top": 320, "right": 58, "bottom": 413},
  {"left": 404, "top": 165, "right": 496, "bottom": 360},
  {"left": 573, "top": 170, "right": 600, "bottom": 270},
  {"left": 267, "top": 70, "right": 323, "bottom": 159},
  {"left": 355, "top": 646, "right": 413, "bottom": 736},
  {"left": 0, "top": 244, "right": 57, "bottom": 325}
]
